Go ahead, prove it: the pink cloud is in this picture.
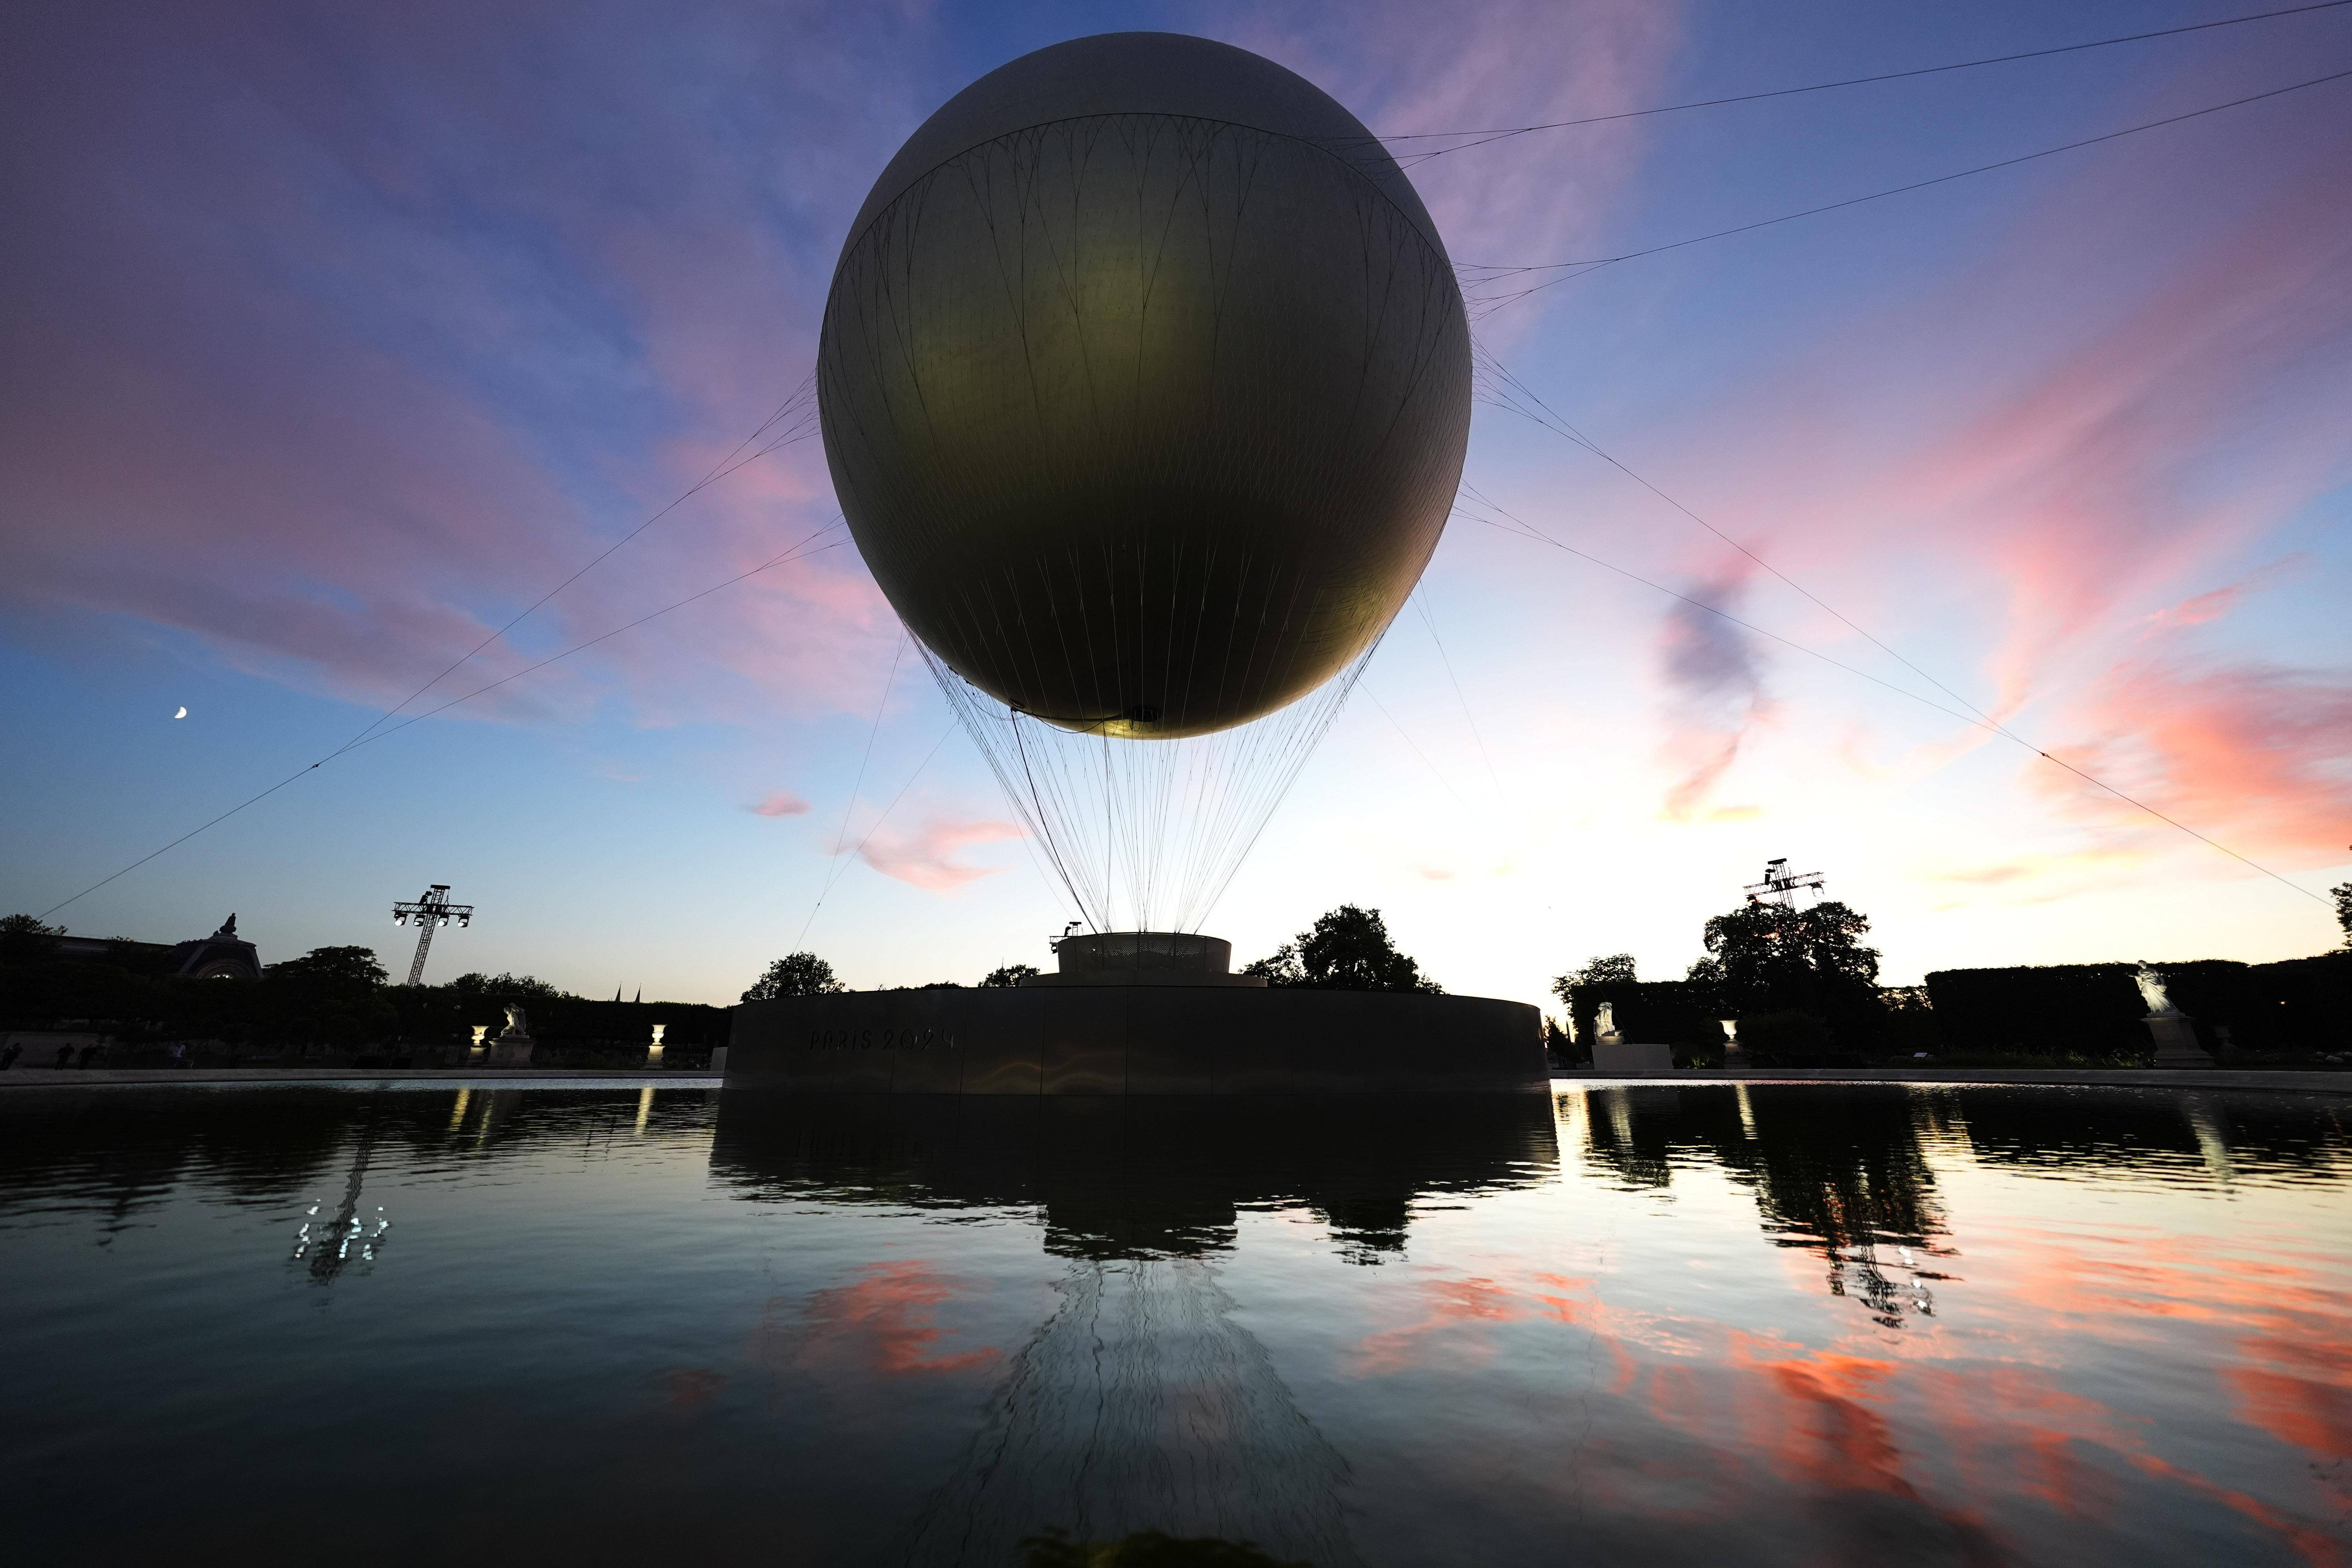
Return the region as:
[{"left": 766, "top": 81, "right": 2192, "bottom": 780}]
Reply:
[
  {"left": 1486, "top": 100, "right": 2352, "bottom": 865},
  {"left": 850, "top": 815, "right": 1024, "bottom": 893},
  {"left": 1208, "top": 0, "right": 1686, "bottom": 282},
  {"left": 2143, "top": 557, "right": 2308, "bottom": 633},
  {"left": 1929, "top": 864, "right": 2033, "bottom": 887},
  {"left": 2037, "top": 642, "right": 2352, "bottom": 867},
  {"left": 748, "top": 790, "right": 811, "bottom": 818},
  {"left": 1862, "top": 140, "right": 2350, "bottom": 720},
  {"left": 2147, "top": 584, "right": 2249, "bottom": 632},
  {"left": 0, "top": 0, "right": 918, "bottom": 733},
  {"left": 1654, "top": 560, "right": 1771, "bottom": 819},
  {"left": 1550, "top": 102, "right": 2352, "bottom": 750},
  {"left": 1916, "top": 847, "right": 2151, "bottom": 909}
]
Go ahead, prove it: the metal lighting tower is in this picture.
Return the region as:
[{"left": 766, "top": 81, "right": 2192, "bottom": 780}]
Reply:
[
  {"left": 1743, "top": 857, "right": 1825, "bottom": 908},
  {"left": 391, "top": 884, "right": 474, "bottom": 987}
]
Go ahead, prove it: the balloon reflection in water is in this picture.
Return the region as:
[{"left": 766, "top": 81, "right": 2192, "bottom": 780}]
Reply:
[
  {"left": 714, "top": 1093, "right": 1553, "bottom": 1563},
  {"left": 900, "top": 1255, "right": 1360, "bottom": 1567}
]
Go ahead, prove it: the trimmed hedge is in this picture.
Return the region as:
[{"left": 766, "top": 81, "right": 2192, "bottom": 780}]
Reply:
[
  {"left": 1924, "top": 953, "right": 2351, "bottom": 1057},
  {"left": 1566, "top": 980, "right": 1899, "bottom": 1062}
]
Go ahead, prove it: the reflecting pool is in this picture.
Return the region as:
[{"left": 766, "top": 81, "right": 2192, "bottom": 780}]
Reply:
[{"left": 5, "top": 1083, "right": 2350, "bottom": 1566}]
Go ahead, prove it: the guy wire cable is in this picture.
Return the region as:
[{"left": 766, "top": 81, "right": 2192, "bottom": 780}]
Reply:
[
  {"left": 1365, "top": 687, "right": 1474, "bottom": 813},
  {"left": 337, "top": 375, "right": 822, "bottom": 754},
  {"left": 793, "top": 720, "right": 960, "bottom": 948},
  {"left": 1412, "top": 585, "right": 1507, "bottom": 803},
  {"left": 796, "top": 628, "right": 910, "bottom": 949},
  {"left": 1448, "top": 486, "right": 2329, "bottom": 904},
  {"left": 1472, "top": 330, "right": 2343, "bottom": 882},
  {"left": 1353, "top": 0, "right": 2352, "bottom": 164},
  {"left": 1452, "top": 65, "right": 2352, "bottom": 318},
  {"left": 36, "top": 520, "right": 846, "bottom": 920},
  {"left": 1473, "top": 344, "right": 2006, "bottom": 732}
]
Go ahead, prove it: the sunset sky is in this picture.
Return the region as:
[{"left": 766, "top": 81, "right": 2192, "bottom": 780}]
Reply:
[{"left": 3, "top": 0, "right": 2347, "bottom": 1012}]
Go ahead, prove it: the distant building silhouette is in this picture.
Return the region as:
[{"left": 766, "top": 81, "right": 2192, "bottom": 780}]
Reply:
[{"left": 52, "top": 912, "right": 261, "bottom": 980}]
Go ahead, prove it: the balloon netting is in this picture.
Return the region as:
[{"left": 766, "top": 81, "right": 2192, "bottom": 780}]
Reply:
[{"left": 921, "top": 636, "right": 1376, "bottom": 935}]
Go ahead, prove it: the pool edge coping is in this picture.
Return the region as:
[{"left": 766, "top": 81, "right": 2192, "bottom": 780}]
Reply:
[
  {"left": 0, "top": 1069, "right": 723, "bottom": 1090},
  {"left": 1552, "top": 1067, "right": 2352, "bottom": 1094},
  {"left": 2, "top": 1067, "right": 2347, "bottom": 1094}
]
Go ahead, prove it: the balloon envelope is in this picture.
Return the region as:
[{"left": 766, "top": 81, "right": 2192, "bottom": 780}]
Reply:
[{"left": 818, "top": 32, "right": 1471, "bottom": 739}]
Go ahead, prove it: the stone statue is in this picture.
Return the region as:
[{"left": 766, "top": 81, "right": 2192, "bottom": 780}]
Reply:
[
  {"left": 1595, "top": 1002, "right": 1619, "bottom": 1041},
  {"left": 483, "top": 1004, "right": 535, "bottom": 1066},
  {"left": 2134, "top": 960, "right": 2208, "bottom": 1065},
  {"left": 212, "top": 913, "right": 238, "bottom": 939}
]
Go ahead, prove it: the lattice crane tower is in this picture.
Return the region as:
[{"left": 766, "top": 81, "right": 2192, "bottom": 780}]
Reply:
[
  {"left": 391, "top": 884, "right": 474, "bottom": 987},
  {"left": 1743, "top": 858, "right": 1825, "bottom": 908}
]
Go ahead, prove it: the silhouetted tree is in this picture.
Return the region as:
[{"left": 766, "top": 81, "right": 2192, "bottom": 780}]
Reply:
[
  {"left": 741, "top": 952, "right": 844, "bottom": 1001},
  {"left": 982, "top": 964, "right": 1041, "bottom": 988},
  {"left": 1239, "top": 945, "right": 1305, "bottom": 986},
  {"left": 0, "top": 912, "right": 66, "bottom": 962},
  {"left": 1691, "top": 899, "right": 1882, "bottom": 1051},
  {"left": 2334, "top": 880, "right": 2352, "bottom": 947},
  {"left": 262, "top": 946, "right": 397, "bottom": 1051},
  {"left": 265, "top": 946, "right": 388, "bottom": 991},
  {"left": 1549, "top": 952, "right": 1635, "bottom": 1012},
  {"left": 450, "top": 971, "right": 573, "bottom": 1000},
  {"left": 1243, "top": 906, "right": 1441, "bottom": 993}
]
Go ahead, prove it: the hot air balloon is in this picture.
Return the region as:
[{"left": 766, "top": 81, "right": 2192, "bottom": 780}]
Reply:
[{"left": 818, "top": 31, "right": 1470, "bottom": 931}]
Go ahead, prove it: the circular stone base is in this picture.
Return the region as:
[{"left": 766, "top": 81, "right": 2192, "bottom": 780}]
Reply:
[{"left": 727, "top": 986, "right": 1545, "bottom": 1094}]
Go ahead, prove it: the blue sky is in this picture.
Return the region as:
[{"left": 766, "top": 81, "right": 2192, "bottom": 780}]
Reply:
[{"left": 3, "top": 0, "right": 2347, "bottom": 1009}]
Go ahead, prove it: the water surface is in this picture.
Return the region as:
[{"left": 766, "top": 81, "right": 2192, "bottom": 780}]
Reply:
[{"left": 5, "top": 1082, "right": 2349, "bottom": 1566}]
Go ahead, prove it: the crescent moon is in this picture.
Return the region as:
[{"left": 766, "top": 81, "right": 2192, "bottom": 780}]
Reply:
[{"left": 174, "top": 707, "right": 187, "bottom": 719}]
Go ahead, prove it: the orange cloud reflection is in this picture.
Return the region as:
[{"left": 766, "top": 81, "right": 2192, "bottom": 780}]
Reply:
[
  {"left": 1337, "top": 1232, "right": 2351, "bottom": 1563},
  {"left": 763, "top": 1260, "right": 997, "bottom": 1378}
]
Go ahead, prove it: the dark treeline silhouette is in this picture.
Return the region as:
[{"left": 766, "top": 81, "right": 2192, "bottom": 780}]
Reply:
[
  {"left": 1568, "top": 1082, "right": 2352, "bottom": 1325},
  {"left": 1553, "top": 897, "right": 1895, "bottom": 1063},
  {"left": 0, "top": 935, "right": 727, "bottom": 1066},
  {"left": 1552, "top": 893, "right": 2352, "bottom": 1064}
]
